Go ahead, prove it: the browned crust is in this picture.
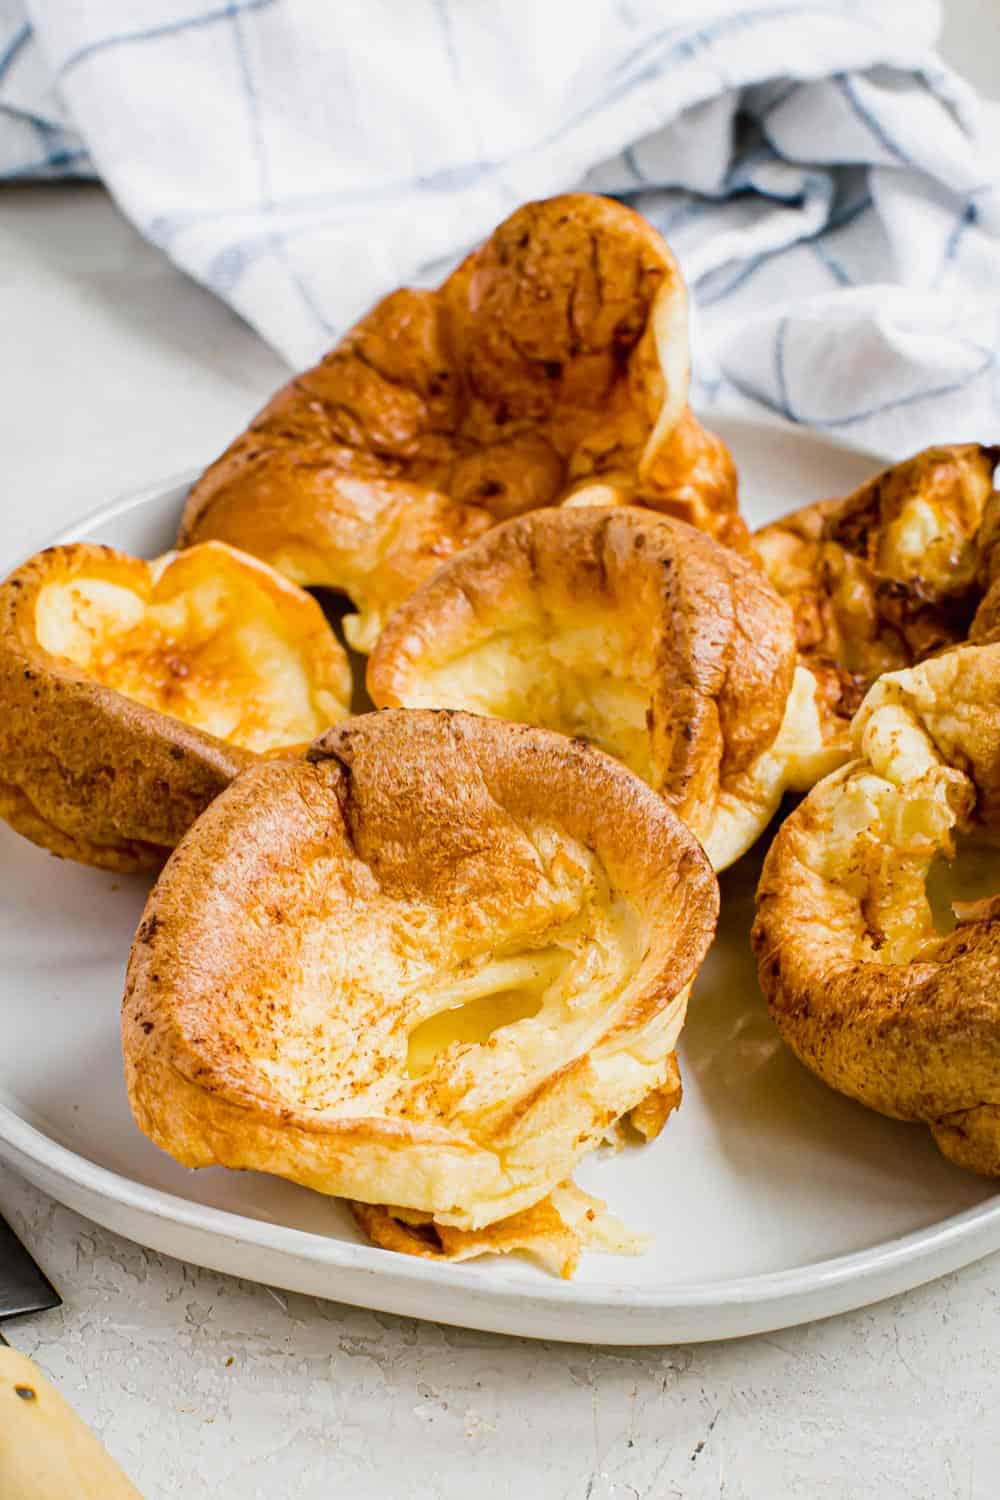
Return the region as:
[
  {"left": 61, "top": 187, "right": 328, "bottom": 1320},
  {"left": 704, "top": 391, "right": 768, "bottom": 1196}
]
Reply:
[
  {"left": 752, "top": 640, "right": 1000, "bottom": 1175},
  {"left": 351, "top": 1194, "right": 583, "bottom": 1278},
  {"left": 122, "top": 710, "right": 718, "bottom": 1222},
  {"left": 368, "top": 506, "right": 795, "bottom": 846},
  {"left": 969, "top": 491, "right": 1000, "bottom": 645},
  {"left": 179, "top": 195, "right": 745, "bottom": 642},
  {"left": 0, "top": 541, "right": 347, "bottom": 870},
  {"left": 0, "top": 778, "right": 168, "bottom": 872},
  {"left": 626, "top": 1051, "right": 682, "bottom": 1141},
  {"left": 577, "top": 405, "right": 744, "bottom": 552},
  {"left": 754, "top": 800, "right": 1000, "bottom": 1173},
  {"left": 0, "top": 545, "right": 250, "bottom": 869},
  {"left": 755, "top": 443, "right": 1000, "bottom": 741}
]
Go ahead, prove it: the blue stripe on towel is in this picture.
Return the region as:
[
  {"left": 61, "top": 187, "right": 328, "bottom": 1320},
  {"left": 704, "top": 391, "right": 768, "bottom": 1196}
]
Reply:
[
  {"left": 733, "top": 330, "right": 995, "bottom": 430},
  {"left": 529, "top": 7, "right": 877, "bottom": 164},
  {"left": 817, "top": 354, "right": 997, "bottom": 428},
  {"left": 0, "top": 22, "right": 30, "bottom": 83},
  {"left": 935, "top": 200, "right": 979, "bottom": 282},
  {"left": 227, "top": 3, "right": 338, "bottom": 338},
  {"left": 806, "top": 184, "right": 871, "bottom": 283},
  {"left": 623, "top": 145, "right": 646, "bottom": 183},
  {"left": 811, "top": 236, "right": 853, "bottom": 285},
  {"left": 835, "top": 74, "right": 913, "bottom": 166},
  {"left": 697, "top": 252, "right": 770, "bottom": 305},
  {"left": 4, "top": 146, "right": 89, "bottom": 179},
  {"left": 774, "top": 315, "right": 795, "bottom": 420},
  {"left": 59, "top": 0, "right": 276, "bottom": 78}
]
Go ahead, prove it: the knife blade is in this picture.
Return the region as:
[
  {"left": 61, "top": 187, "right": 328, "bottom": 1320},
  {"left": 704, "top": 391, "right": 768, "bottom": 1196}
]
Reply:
[{"left": 0, "top": 1213, "right": 60, "bottom": 1324}]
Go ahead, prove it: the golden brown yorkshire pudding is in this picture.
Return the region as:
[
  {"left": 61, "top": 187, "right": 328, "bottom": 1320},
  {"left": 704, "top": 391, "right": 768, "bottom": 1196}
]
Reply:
[
  {"left": 123, "top": 710, "right": 718, "bottom": 1234},
  {"left": 368, "top": 507, "right": 841, "bottom": 870},
  {"left": 755, "top": 443, "right": 1000, "bottom": 741},
  {"left": 753, "top": 641, "right": 1000, "bottom": 1175},
  {"left": 179, "top": 194, "right": 743, "bottom": 651},
  {"left": 0, "top": 541, "right": 350, "bottom": 871}
]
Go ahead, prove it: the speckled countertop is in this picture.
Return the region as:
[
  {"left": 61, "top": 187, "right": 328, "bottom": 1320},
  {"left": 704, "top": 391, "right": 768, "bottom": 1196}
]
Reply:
[
  {"left": 4, "top": 33, "right": 1000, "bottom": 1488},
  {"left": 4, "top": 1161, "right": 1000, "bottom": 1498}
]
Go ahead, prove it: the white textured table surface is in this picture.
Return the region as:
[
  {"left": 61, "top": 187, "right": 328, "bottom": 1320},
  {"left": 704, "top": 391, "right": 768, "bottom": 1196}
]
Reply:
[{"left": 4, "top": 89, "right": 1000, "bottom": 1498}]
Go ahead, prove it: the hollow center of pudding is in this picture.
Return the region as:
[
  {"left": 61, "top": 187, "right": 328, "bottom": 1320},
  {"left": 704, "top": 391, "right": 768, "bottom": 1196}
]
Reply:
[
  {"left": 240, "top": 837, "right": 644, "bottom": 1120},
  {"left": 926, "top": 833, "right": 1000, "bottom": 936},
  {"left": 404, "top": 953, "right": 561, "bottom": 1078},
  {"left": 393, "top": 618, "right": 656, "bottom": 783},
  {"left": 34, "top": 565, "right": 340, "bottom": 752}
]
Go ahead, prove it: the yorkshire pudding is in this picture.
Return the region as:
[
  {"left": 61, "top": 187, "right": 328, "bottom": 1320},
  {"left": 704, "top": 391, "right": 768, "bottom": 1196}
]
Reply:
[
  {"left": 369, "top": 507, "right": 841, "bottom": 870},
  {"left": 0, "top": 541, "right": 350, "bottom": 870},
  {"left": 123, "top": 710, "right": 718, "bottom": 1232},
  {"left": 753, "top": 641, "right": 1000, "bottom": 1174},
  {"left": 755, "top": 443, "right": 999, "bottom": 742},
  {"left": 179, "top": 193, "right": 743, "bottom": 651}
]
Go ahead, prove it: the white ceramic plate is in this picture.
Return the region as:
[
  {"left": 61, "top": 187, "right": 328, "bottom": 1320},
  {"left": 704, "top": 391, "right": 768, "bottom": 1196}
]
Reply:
[{"left": 2, "top": 414, "right": 998, "bottom": 1346}]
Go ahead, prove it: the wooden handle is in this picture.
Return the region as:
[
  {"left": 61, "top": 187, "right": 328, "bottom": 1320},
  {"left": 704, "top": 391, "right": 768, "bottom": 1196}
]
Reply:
[{"left": 0, "top": 1344, "right": 143, "bottom": 1499}]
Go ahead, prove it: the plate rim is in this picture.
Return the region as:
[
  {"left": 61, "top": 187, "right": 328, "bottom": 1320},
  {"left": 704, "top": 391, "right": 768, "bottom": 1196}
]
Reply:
[
  {"left": 4, "top": 1092, "right": 1000, "bottom": 1318},
  {"left": 5, "top": 412, "right": 999, "bottom": 1340}
]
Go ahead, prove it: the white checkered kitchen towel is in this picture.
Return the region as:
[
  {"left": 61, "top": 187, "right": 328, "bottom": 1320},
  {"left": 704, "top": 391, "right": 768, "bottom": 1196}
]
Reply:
[{"left": 2, "top": 0, "right": 998, "bottom": 457}]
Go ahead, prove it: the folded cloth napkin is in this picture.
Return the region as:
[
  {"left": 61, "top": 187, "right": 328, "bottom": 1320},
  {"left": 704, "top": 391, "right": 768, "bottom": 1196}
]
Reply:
[{"left": 2, "top": 0, "right": 998, "bottom": 458}]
